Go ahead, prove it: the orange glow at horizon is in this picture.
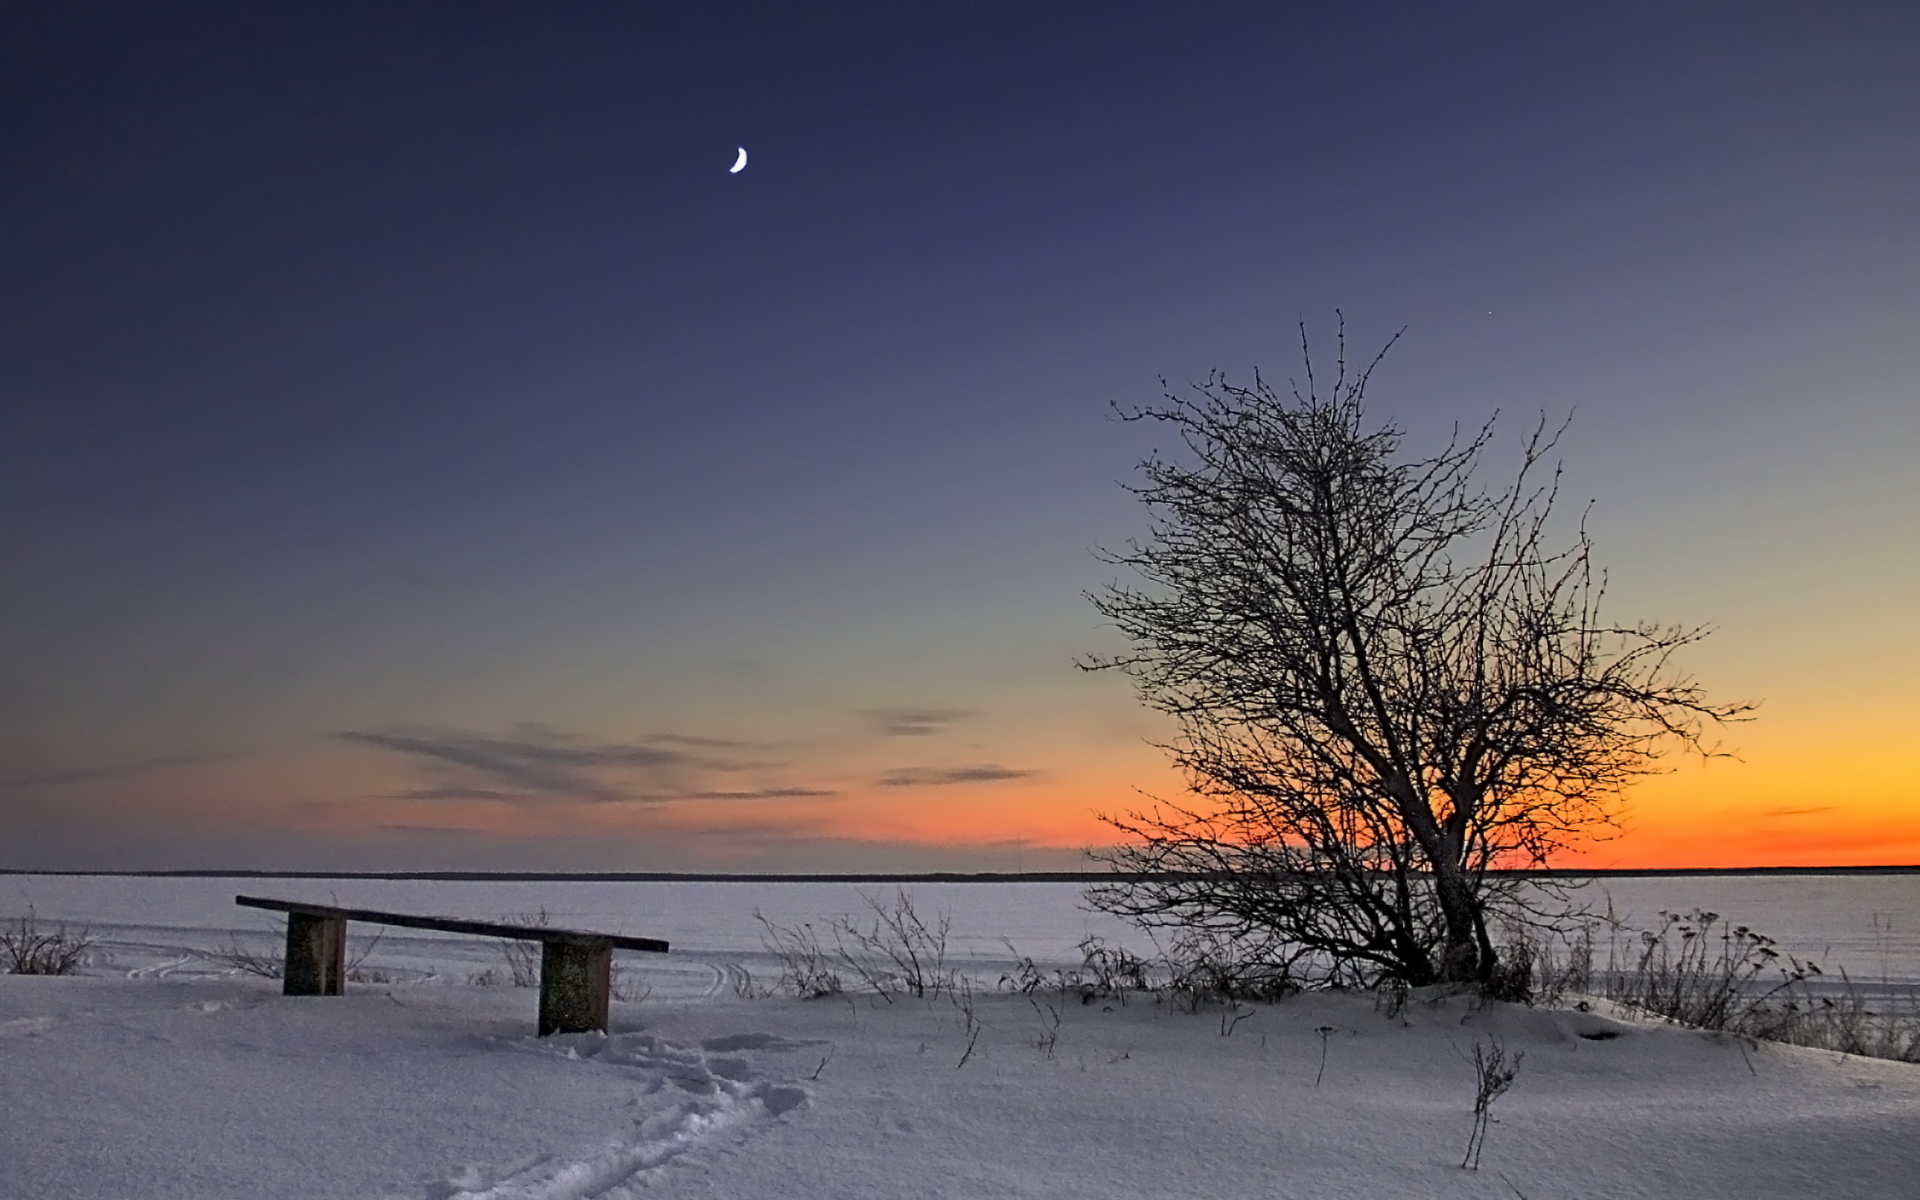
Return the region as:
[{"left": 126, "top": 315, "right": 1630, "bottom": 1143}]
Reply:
[
  {"left": 228, "top": 726, "right": 1920, "bottom": 871},
  {"left": 1553, "top": 745, "right": 1920, "bottom": 870}
]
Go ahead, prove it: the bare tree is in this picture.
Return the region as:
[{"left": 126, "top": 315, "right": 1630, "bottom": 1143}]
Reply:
[{"left": 1084, "top": 318, "right": 1750, "bottom": 988}]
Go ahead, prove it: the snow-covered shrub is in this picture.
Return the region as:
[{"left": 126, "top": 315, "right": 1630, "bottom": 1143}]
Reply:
[{"left": 1, "top": 908, "right": 93, "bottom": 975}]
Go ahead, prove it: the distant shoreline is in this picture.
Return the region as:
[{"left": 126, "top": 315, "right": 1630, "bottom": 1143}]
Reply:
[{"left": 4, "top": 865, "right": 1918, "bottom": 882}]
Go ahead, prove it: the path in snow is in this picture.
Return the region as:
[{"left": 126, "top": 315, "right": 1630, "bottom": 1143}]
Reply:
[{"left": 411, "top": 1031, "right": 813, "bottom": 1200}]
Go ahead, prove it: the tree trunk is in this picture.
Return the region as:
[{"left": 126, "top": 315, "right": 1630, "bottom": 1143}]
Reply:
[{"left": 1431, "top": 860, "right": 1488, "bottom": 983}]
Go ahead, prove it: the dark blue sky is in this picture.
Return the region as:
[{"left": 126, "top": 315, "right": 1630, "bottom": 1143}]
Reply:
[{"left": 4, "top": 1, "right": 1917, "bottom": 870}]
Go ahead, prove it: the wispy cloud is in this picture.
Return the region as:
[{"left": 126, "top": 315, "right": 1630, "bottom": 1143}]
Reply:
[
  {"left": 876, "top": 764, "right": 1036, "bottom": 787},
  {"left": 338, "top": 729, "right": 689, "bottom": 801},
  {"left": 388, "top": 786, "right": 529, "bottom": 802},
  {"left": 676, "top": 786, "right": 837, "bottom": 801},
  {"left": 641, "top": 733, "right": 759, "bottom": 750},
  {"left": 0, "top": 753, "right": 229, "bottom": 789},
  {"left": 862, "top": 707, "right": 973, "bottom": 737},
  {"left": 1759, "top": 805, "right": 1837, "bottom": 818},
  {"left": 336, "top": 724, "right": 817, "bottom": 806}
]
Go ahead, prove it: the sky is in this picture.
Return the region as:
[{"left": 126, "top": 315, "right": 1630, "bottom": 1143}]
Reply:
[{"left": 3, "top": 0, "right": 1916, "bottom": 873}]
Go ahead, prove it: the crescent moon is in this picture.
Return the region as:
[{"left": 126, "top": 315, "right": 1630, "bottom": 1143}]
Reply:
[{"left": 729, "top": 147, "right": 747, "bottom": 173}]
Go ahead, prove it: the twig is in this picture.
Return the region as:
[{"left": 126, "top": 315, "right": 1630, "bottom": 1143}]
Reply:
[
  {"left": 1315, "top": 1024, "right": 1337, "bottom": 1086},
  {"left": 1461, "top": 1035, "right": 1523, "bottom": 1169}
]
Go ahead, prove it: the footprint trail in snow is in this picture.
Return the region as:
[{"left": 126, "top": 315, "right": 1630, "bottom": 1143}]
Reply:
[{"left": 412, "top": 1030, "right": 816, "bottom": 1199}]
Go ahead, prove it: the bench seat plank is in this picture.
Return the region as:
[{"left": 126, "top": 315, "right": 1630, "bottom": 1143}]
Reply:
[{"left": 235, "top": 895, "right": 667, "bottom": 953}]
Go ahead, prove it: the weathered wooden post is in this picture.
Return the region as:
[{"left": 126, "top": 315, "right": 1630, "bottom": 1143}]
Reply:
[
  {"left": 283, "top": 911, "right": 346, "bottom": 996},
  {"left": 538, "top": 937, "right": 613, "bottom": 1035}
]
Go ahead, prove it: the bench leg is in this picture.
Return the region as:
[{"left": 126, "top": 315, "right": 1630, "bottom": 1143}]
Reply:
[
  {"left": 283, "top": 913, "right": 346, "bottom": 996},
  {"left": 538, "top": 941, "right": 611, "bottom": 1035}
]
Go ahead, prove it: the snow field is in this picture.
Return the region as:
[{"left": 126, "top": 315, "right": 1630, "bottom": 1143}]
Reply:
[
  {"left": 6, "top": 969, "right": 1917, "bottom": 1200},
  {"left": 0, "top": 975, "right": 815, "bottom": 1200},
  {"left": 5, "top": 875, "right": 1918, "bottom": 1198}
]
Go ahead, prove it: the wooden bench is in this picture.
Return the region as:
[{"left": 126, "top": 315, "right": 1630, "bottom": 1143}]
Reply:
[{"left": 235, "top": 895, "right": 669, "bottom": 1035}]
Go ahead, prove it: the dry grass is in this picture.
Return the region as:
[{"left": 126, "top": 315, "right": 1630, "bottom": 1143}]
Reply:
[
  {"left": 1505, "top": 908, "right": 1920, "bottom": 1064},
  {"left": 757, "top": 890, "right": 957, "bottom": 1001},
  {"left": 205, "top": 928, "right": 388, "bottom": 983},
  {"left": 1, "top": 908, "right": 94, "bottom": 975},
  {"left": 493, "top": 908, "right": 550, "bottom": 988}
]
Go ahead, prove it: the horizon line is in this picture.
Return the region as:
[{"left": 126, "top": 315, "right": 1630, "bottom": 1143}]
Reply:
[{"left": 4, "top": 865, "right": 1918, "bottom": 883}]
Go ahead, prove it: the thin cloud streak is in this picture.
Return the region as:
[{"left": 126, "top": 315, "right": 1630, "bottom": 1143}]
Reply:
[
  {"left": 675, "top": 786, "right": 836, "bottom": 801},
  {"left": 337, "top": 730, "right": 678, "bottom": 801},
  {"left": 0, "top": 753, "right": 231, "bottom": 789},
  {"left": 876, "top": 764, "right": 1037, "bottom": 787},
  {"left": 862, "top": 707, "right": 973, "bottom": 737},
  {"left": 338, "top": 725, "right": 824, "bottom": 807},
  {"left": 388, "top": 786, "right": 530, "bottom": 802}
]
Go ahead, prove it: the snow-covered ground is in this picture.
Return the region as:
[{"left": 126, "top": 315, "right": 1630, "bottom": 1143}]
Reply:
[{"left": 4, "top": 876, "right": 1918, "bottom": 1198}]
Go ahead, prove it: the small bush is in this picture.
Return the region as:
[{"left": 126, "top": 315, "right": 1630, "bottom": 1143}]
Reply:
[
  {"left": 1374, "top": 976, "right": 1411, "bottom": 1019},
  {"left": 1, "top": 908, "right": 94, "bottom": 975},
  {"left": 999, "top": 951, "right": 1050, "bottom": 996},
  {"left": 755, "top": 912, "right": 845, "bottom": 999},
  {"left": 1606, "top": 910, "right": 1785, "bottom": 1031},
  {"left": 1000, "top": 936, "right": 1155, "bottom": 1006},
  {"left": 1480, "top": 942, "right": 1534, "bottom": 1005},
  {"left": 757, "top": 890, "right": 962, "bottom": 1001},
  {"left": 1490, "top": 916, "right": 1596, "bottom": 1008},
  {"left": 998, "top": 931, "right": 1293, "bottom": 1013},
  {"left": 1461, "top": 1035, "right": 1523, "bottom": 1170},
  {"left": 1163, "top": 930, "right": 1297, "bottom": 1011},
  {"left": 209, "top": 936, "right": 285, "bottom": 979},
  {"left": 831, "top": 889, "right": 956, "bottom": 999},
  {"left": 1533, "top": 921, "right": 1595, "bottom": 1008},
  {"left": 1078, "top": 936, "right": 1152, "bottom": 1000}
]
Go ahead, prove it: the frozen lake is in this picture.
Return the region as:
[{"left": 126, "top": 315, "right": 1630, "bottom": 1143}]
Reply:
[{"left": 6, "top": 872, "right": 1917, "bottom": 1001}]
